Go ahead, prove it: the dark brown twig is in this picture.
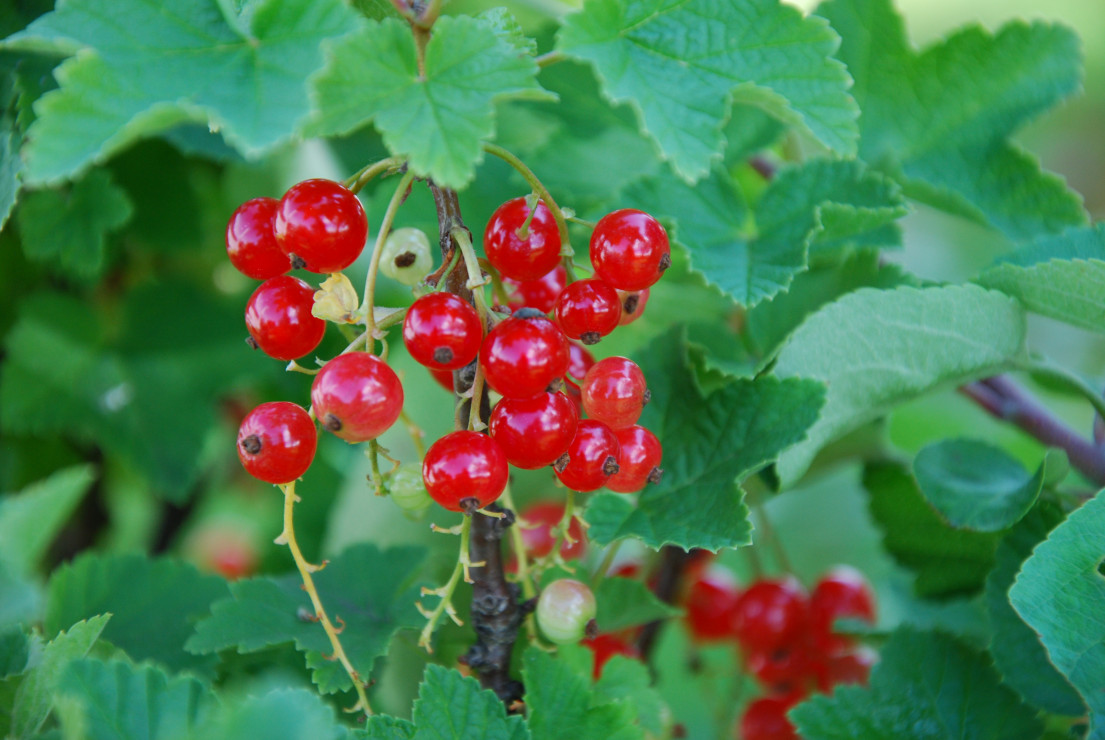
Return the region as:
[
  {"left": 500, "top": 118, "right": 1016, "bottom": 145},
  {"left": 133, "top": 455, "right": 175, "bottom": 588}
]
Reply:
[{"left": 636, "top": 546, "right": 693, "bottom": 661}]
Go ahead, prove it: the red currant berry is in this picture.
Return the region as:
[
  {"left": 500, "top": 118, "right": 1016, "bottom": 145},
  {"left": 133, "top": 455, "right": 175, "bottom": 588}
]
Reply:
[
  {"left": 226, "top": 197, "right": 291, "bottom": 280},
  {"left": 731, "top": 578, "right": 809, "bottom": 653},
  {"left": 503, "top": 264, "right": 567, "bottom": 314},
  {"left": 422, "top": 431, "right": 508, "bottom": 512},
  {"left": 809, "top": 566, "right": 876, "bottom": 653},
  {"left": 590, "top": 209, "right": 670, "bottom": 291},
  {"left": 745, "top": 645, "right": 814, "bottom": 691},
  {"left": 480, "top": 311, "right": 570, "bottom": 399},
  {"left": 518, "top": 501, "right": 586, "bottom": 561},
  {"left": 617, "top": 288, "right": 650, "bottom": 326},
  {"left": 403, "top": 293, "right": 483, "bottom": 371},
  {"left": 536, "top": 578, "right": 597, "bottom": 644},
  {"left": 581, "top": 357, "right": 649, "bottom": 430},
  {"left": 684, "top": 567, "right": 741, "bottom": 641},
  {"left": 738, "top": 697, "right": 798, "bottom": 740},
  {"left": 582, "top": 633, "right": 638, "bottom": 679},
  {"left": 245, "top": 275, "right": 326, "bottom": 360},
  {"left": 484, "top": 197, "right": 562, "bottom": 281},
  {"left": 555, "top": 278, "right": 622, "bottom": 345},
  {"left": 489, "top": 392, "right": 579, "bottom": 469},
  {"left": 429, "top": 367, "right": 455, "bottom": 392},
  {"left": 813, "top": 645, "right": 877, "bottom": 691},
  {"left": 606, "top": 425, "right": 662, "bottom": 493},
  {"left": 237, "top": 402, "right": 317, "bottom": 484},
  {"left": 274, "top": 179, "right": 368, "bottom": 273},
  {"left": 554, "top": 419, "right": 620, "bottom": 492},
  {"left": 311, "top": 353, "right": 404, "bottom": 443},
  {"left": 566, "top": 342, "right": 596, "bottom": 385}
]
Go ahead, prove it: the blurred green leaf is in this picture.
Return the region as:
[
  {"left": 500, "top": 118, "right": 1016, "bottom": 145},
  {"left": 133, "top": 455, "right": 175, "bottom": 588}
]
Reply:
[
  {"left": 0, "top": 626, "right": 29, "bottom": 679},
  {"left": 406, "top": 664, "right": 529, "bottom": 740},
  {"left": 0, "top": 128, "right": 21, "bottom": 230},
  {"left": 0, "top": 465, "right": 94, "bottom": 577},
  {"left": 194, "top": 688, "right": 351, "bottom": 740},
  {"left": 594, "top": 577, "right": 681, "bottom": 633},
  {"left": 523, "top": 648, "right": 638, "bottom": 740},
  {"left": 593, "top": 656, "right": 665, "bottom": 737}
]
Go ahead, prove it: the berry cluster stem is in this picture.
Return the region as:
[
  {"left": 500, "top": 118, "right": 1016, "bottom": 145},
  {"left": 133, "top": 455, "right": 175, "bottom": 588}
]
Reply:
[
  {"left": 276, "top": 482, "right": 371, "bottom": 718},
  {"left": 361, "top": 170, "right": 416, "bottom": 350},
  {"left": 636, "top": 545, "right": 694, "bottom": 661},
  {"left": 344, "top": 156, "right": 404, "bottom": 195},
  {"left": 417, "top": 516, "right": 472, "bottom": 650}
]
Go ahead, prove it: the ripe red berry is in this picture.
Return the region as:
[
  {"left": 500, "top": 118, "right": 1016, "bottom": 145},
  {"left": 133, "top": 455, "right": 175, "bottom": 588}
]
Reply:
[
  {"left": 566, "top": 342, "right": 596, "bottom": 385},
  {"left": 555, "top": 278, "right": 622, "bottom": 345},
  {"left": 237, "top": 402, "right": 317, "bottom": 484},
  {"left": 554, "top": 419, "right": 620, "bottom": 492},
  {"left": 311, "top": 353, "right": 404, "bottom": 442},
  {"left": 582, "top": 633, "right": 638, "bottom": 679},
  {"left": 503, "top": 264, "right": 567, "bottom": 313},
  {"left": 422, "top": 431, "right": 508, "bottom": 512},
  {"left": 745, "top": 645, "right": 814, "bottom": 691},
  {"left": 226, "top": 197, "right": 291, "bottom": 280},
  {"left": 429, "top": 367, "right": 455, "bottom": 392},
  {"left": 403, "top": 293, "right": 483, "bottom": 371},
  {"left": 684, "top": 567, "right": 741, "bottom": 641},
  {"left": 275, "top": 179, "right": 368, "bottom": 273},
  {"left": 480, "top": 311, "right": 570, "bottom": 399},
  {"left": 617, "top": 288, "right": 649, "bottom": 326},
  {"left": 581, "top": 357, "right": 649, "bottom": 430},
  {"left": 738, "top": 696, "right": 799, "bottom": 740},
  {"left": 245, "top": 275, "right": 326, "bottom": 360},
  {"left": 809, "top": 566, "right": 877, "bottom": 653},
  {"left": 606, "top": 425, "right": 662, "bottom": 493},
  {"left": 590, "top": 209, "right": 670, "bottom": 291},
  {"left": 731, "top": 578, "right": 809, "bottom": 653},
  {"left": 489, "top": 392, "right": 578, "bottom": 469},
  {"left": 518, "top": 501, "right": 586, "bottom": 561},
  {"left": 484, "top": 197, "right": 562, "bottom": 281}
]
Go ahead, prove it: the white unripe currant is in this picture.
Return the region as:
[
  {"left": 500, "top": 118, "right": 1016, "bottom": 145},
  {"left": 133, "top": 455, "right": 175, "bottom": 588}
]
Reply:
[
  {"left": 387, "top": 462, "right": 433, "bottom": 519},
  {"left": 380, "top": 227, "right": 434, "bottom": 286},
  {"left": 536, "top": 578, "right": 597, "bottom": 644}
]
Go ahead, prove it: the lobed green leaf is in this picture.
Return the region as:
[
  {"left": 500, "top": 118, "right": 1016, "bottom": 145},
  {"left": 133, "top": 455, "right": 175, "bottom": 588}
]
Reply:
[
  {"left": 0, "top": 465, "right": 94, "bottom": 578},
  {"left": 523, "top": 648, "right": 639, "bottom": 740},
  {"left": 410, "top": 664, "right": 530, "bottom": 740},
  {"left": 594, "top": 577, "right": 681, "bottom": 633}
]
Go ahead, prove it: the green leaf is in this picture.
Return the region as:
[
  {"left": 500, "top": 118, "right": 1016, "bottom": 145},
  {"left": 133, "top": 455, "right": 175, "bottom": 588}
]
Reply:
[
  {"left": 790, "top": 627, "right": 1043, "bottom": 739},
  {"left": 311, "top": 15, "right": 548, "bottom": 189},
  {"left": 912, "top": 439, "right": 1045, "bottom": 532},
  {"left": 817, "top": 0, "right": 1086, "bottom": 240},
  {"left": 0, "top": 128, "right": 22, "bottom": 230},
  {"left": 623, "top": 159, "right": 905, "bottom": 306},
  {"left": 863, "top": 463, "right": 999, "bottom": 598},
  {"left": 0, "top": 465, "right": 94, "bottom": 577},
  {"left": 362, "top": 715, "right": 416, "bottom": 740},
  {"left": 45, "top": 554, "right": 229, "bottom": 678},
  {"left": 594, "top": 577, "right": 681, "bottom": 633},
  {"left": 11, "top": 615, "right": 110, "bottom": 737},
  {"left": 592, "top": 656, "right": 665, "bottom": 737},
  {"left": 652, "top": 625, "right": 741, "bottom": 740},
  {"left": 584, "top": 328, "right": 824, "bottom": 551},
  {"left": 557, "top": 0, "right": 858, "bottom": 181},
  {"left": 978, "top": 223, "right": 1105, "bottom": 334},
  {"left": 0, "top": 626, "right": 29, "bottom": 679},
  {"left": 774, "top": 285, "right": 1027, "bottom": 485},
  {"left": 55, "top": 659, "right": 213, "bottom": 740},
  {"left": 1010, "top": 489, "right": 1105, "bottom": 733},
  {"left": 523, "top": 648, "right": 638, "bottom": 740},
  {"left": 16, "top": 169, "right": 132, "bottom": 278},
  {"left": 410, "top": 664, "right": 529, "bottom": 740},
  {"left": 187, "top": 544, "right": 426, "bottom": 693},
  {"left": 985, "top": 504, "right": 1084, "bottom": 717},
  {"left": 195, "top": 688, "right": 351, "bottom": 740},
  {"left": 4, "top": 0, "right": 362, "bottom": 184}
]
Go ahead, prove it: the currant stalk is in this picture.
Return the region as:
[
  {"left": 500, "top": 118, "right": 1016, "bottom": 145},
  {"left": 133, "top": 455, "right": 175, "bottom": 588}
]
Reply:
[{"left": 362, "top": 170, "right": 417, "bottom": 351}]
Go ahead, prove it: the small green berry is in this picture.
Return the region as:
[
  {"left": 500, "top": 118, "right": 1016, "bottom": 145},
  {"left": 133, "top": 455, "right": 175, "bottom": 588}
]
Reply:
[
  {"left": 388, "top": 463, "right": 433, "bottom": 519},
  {"left": 536, "top": 578, "right": 597, "bottom": 644},
  {"left": 381, "top": 227, "right": 434, "bottom": 286}
]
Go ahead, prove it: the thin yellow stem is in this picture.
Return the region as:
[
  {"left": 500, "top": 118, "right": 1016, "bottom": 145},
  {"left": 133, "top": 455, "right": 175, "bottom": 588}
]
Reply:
[
  {"left": 362, "top": 171, "right": 417, "bottom": 351},
  {"left": 344, "top": 156, "right": 404, "bottom": 195},
  {"left": 399, "top": 409, "right": 426, "bottom": 458},
  {"left": 417, "top": 516, "right": 473, "bottom": 651}
]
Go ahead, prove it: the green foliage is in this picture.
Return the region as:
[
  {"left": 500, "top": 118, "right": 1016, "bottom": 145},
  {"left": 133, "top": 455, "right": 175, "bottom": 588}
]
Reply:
[
  {"left": 523, "top": 647, "right": 640, "bottom": 740},
  {"left": 594, "top": 577, "right": 681, "bottom": 633},
  {"left": 195, "top": 688, "right": 352, "bottom": 740},
  {"left": 0, "top": 465, "right": 94, "bottom": 577}
]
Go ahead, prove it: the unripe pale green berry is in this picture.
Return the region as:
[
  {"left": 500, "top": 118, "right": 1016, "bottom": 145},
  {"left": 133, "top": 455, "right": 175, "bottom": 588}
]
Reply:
[
  {"left": 388, "top": 463, "right": 433, "bottom": 519},
  {"left": 536, "top": 578, "right": 597, "bottom": 644},
  {"left": 380, "top": 227, "right": 434, "bottom": 286}
]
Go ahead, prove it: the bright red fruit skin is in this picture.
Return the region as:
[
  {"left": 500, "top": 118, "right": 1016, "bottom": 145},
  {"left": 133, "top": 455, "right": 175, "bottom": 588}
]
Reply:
[
  {"left": 590, "top": 209, "right": 670, "bottom": 291},
  {"left": 311, "top": 353, "right": 404, "bottom": 442},
  {"left": 503, "top": 265, "right": 567, "bottom": 313},
  {"left": 810, "top": 566, "right": 876, "bottom": 652},
  {"left": 484, "top": 197, "right": 562, "bottom": 281},
  {"left": 245, "top": 275, "right": 326, "bottom": 360},
  {"left": 489, "top": 392, "right": 578, "bottom": 469},
  {"left": 606, "top": 425, "right": 662, "bottom": 493},
  {"left": 616, "top": 288, "right": 650, "bottom": 326},
  {"left": 403, "top": 292, "right": 483, "bottom": 371},
  {"left": 582, "top": 633, "right": 639, "bottom": 679},
  {"left": 275, "top": 179, "right": 368, "bottom": 273},
  {"left": 566, "top": 342, "right": 596, "bottom": 384},
  {"left": 429, "top": 367, "right": 455, "bottom": 392},
  {"left": 581, "top": 356, "right": 649, "bottom": 430},
  {"left": 422, "top": 431, "right": 508, "bottom": 512},
  {"left": 745, "top": 646, "right": 813, "bottom": 691},
  {"left": 554, "top": 419, "right": 620, "bottom": 492},
  {"left": 480, "top": 314, "right": 570, "bottom": 399},
  {"left": 237, "top": 402, "right": 317, "bottom": 484},
  {"left": 684, "top": 567, "right": 741, "bottom": 641},
  {"left": 226, "top": 197, "right": 291, "bottom": 279},
  {"left": 731, "top": 578, "right": 809, "bottom": 653},
  {"left": 555, "top": 278, "right": 622, "bottom": 344},
  {"left": 518, "top": 501, "right": 586, "bottom": 560},
  {"left": 814, "top": 645, "right": 877, "bottom": 691},
  {"left": 738, "top": 697, "right": 799, "bottom": 740}
]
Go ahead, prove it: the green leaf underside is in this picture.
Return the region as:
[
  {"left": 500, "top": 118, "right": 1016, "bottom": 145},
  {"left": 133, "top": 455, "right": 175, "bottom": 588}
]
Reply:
[
  {"left": 404, "top": 664, "right": 529, "bottom": 740},
  {"left": 863, "top": 463, "right": 999, "bottom": 598},
  {"left": 1010, "top": 490, "right": 1105, "bottom": 734},
  {"left": 978, "top": 223, "right": 1105, "bottom": 334},
  {"left": 187, "top": 544, "right": 426, "bottom": 693},
  {"left": 985, "top": 504, "right": 1085, "bottom": 717},
  {"left": 557, "top": 0, "right": 858, "bottom": 182},
  {"left": 523, "top": 648, "right": 639, "bottom": 740},
  {"left": 622, "top": 159, "right": 905, "bottom": 307},
  {"left": 310, "top": 15, "right": 548, "bottom": 189},
  {"left": 912, "top": 438, "right": 1044, "bottom": 532},
  {"left": 4, "top": 0, "right": 361, "bottom": 184},
  {"left": 0, "top": 128, "right": 22, "bottom": 230},
  {"left": 594, "top": 577, "right": 682, "bottom": 633},
  {"left": 45, "top": 554, "right": 229, "bottom": 678},
  {"left": 0, "top": 465, "right": 94, "bottom": 577},
  {"left": 196, "top": 688, "right": 350, "bottom": 740},
  {"left": 585, "top": 328, "right": 824, "bottom": 551},
  {"left": 17, "top": 168, "right": 133, "bottom": 278},
  {"left": 817, "top": 0, "right": 1085, "bottom": 240},
  {"left": 774, "top": 285, "right": 1027, "bottom": 486},
  {"left": 790, "top": 627, "right": 1043, "bottom": 739}
]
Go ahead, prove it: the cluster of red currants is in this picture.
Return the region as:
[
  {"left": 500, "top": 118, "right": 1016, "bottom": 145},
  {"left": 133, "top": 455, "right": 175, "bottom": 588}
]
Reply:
[{"left": 683, "top": 564, "right": 878, "bottom": 739}]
